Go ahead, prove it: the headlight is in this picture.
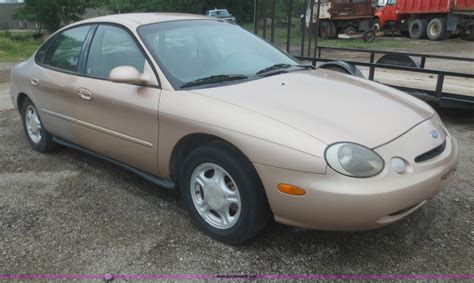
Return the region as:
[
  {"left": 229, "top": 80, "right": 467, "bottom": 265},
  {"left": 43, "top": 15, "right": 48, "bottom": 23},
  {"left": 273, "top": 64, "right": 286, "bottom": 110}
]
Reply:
[
  {"left": 432, "top": 113, "right": 449, "bottom": 136},
  {"left": 325, "top": 142, "right": 384, "bottom": 178}
]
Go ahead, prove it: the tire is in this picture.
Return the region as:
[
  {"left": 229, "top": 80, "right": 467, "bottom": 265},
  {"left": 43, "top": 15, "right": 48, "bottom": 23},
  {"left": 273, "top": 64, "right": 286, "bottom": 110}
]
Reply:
[
  {"left": 409, "top": 19, "right": 428, "bottom": 39},
  {"left": 325, "top": 66, "right": 350, "bottom": 74},
  {"left": 427, "top": 18, "right": 449, "bottom": 41},
  {"left": 180, "top": 142, "right": 271, "bottom": 244},
  {"left": 344, "top": 27, "right": 357, "bottom": 35},
  {"left": 370, "top": 18, "right": 381, "bottom": 31},
  {"left": 363, "top": 29, "right": 376, "bottom": 42},
  {"left": 20, "top": 97, "right": 55, "bottom": 153},
  {"left": 319, "top": 21, "right": 333, "bottom": 39}
]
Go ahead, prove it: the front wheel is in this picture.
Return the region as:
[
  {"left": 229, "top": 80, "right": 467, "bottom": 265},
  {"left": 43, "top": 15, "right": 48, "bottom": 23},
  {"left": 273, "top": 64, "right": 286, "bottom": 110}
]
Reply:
[
  {"left": 20, "top": 97, "right": 55, "bottom": 152},
  {"left": 180, "top": 142, "right": 271, "bottom": 244}
]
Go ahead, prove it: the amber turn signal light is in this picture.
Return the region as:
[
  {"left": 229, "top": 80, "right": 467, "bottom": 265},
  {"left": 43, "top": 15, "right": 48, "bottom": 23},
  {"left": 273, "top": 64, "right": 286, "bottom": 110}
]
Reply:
[{"left": 278, "top": 183, "right": 306, "bottom": 196}]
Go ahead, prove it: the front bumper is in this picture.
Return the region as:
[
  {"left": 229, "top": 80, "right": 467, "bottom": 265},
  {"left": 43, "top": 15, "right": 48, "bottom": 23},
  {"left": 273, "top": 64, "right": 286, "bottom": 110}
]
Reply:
[{"left": 254, "top": 119, "right": 459, "bottom": 231}]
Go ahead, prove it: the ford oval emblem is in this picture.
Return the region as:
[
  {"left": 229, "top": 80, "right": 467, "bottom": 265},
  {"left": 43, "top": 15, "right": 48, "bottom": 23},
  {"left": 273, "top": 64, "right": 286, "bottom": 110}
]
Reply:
[{"left": 431, "top": 130, "right": 439, "bottom": 139}]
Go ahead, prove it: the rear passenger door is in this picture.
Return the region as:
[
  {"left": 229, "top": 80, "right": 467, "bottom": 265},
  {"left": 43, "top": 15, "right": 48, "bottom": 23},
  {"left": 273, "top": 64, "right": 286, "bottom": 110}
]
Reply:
[
  {"left": 33, "top": 25, "right": 92, "bottom": 142},
  {"left": 75, "top": 24, "right": 161, "bottom": 175}
]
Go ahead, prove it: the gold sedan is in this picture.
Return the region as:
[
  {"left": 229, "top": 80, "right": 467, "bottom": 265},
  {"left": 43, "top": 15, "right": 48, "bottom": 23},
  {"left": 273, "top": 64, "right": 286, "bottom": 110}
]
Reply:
[{"left": 10, "top": 13, "right": 459, "bottom": 244}]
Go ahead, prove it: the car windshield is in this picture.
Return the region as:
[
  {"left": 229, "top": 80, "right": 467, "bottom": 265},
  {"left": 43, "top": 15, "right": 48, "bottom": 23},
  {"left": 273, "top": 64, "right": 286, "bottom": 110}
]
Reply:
[
  {"left": 209, "top": 10, "right": 230, "bottom": 17},
  {"left": 138, "top": 20, "right": 298, "bottom": 89}
]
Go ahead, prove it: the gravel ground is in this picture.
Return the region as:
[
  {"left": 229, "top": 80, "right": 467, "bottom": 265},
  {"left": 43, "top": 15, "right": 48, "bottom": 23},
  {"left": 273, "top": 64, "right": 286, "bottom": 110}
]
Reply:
[{"left": 0, "top": 93, "right": 473, "bottom": 276}]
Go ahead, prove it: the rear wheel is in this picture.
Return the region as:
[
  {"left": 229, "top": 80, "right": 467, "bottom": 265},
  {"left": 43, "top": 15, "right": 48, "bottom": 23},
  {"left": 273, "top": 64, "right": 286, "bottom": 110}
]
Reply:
[
  {"left": 180, "top": 142, "right": 271, "bottom": 244},
  {"left": 20, "top": 97, "right": 55, "bottom": 153},
  {"left": 409, "top": 19, "right": 428, "bottom": 39},
  {"left": 427, "top": 18, "right": 449, "bottom": 41},
  {"left": 320, "top": 21, "right": 333, "bottom": 39}
]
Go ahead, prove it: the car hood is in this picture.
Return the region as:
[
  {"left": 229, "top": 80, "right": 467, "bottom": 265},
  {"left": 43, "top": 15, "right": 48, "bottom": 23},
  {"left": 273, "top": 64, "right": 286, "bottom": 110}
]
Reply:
[{"left": 189, "top": 70, "right": 434, "bottom": 148}]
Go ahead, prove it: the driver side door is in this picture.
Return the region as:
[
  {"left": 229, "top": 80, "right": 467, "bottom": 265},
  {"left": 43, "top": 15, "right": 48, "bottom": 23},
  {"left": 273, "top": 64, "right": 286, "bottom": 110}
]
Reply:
[{"left": 74, "top": 24, "right": 161, "bottom": 175}]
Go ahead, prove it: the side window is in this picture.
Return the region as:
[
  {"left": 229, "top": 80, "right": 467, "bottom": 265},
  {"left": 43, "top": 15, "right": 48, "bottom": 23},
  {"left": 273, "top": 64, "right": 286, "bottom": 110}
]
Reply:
[
  {"left": 35, "top": 38, "right": 53, "bottom": 64},
  {"left": 44, "top": 26, "right": 91, "bottom": 72},
  {"left": 86, "top": 25, "right": 146, "bottom": 79}
]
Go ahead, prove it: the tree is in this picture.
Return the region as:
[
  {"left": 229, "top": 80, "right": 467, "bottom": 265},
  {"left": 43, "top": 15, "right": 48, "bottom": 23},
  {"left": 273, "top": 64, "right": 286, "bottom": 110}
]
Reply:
[
  {"left": 14, "top": 0, "right": 308, "bottom": 32},
  {"left": 14, "top": 0, "right": 100, "bottom": 32},
  {"left": 105, "top": 0, "right": 257, "bottom": 23}
]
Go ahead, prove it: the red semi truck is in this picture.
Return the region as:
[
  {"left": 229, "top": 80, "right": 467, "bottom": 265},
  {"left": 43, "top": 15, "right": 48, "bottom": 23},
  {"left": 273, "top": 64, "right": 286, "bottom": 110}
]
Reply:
[{"left": 373, "top": 0, "right": 474, "bottom": 40}]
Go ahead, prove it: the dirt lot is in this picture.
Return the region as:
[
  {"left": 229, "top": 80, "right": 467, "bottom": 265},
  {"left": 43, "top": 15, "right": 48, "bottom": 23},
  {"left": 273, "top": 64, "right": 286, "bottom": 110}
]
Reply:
[
  {"left": 1, "top": 36, "right": 473, "bottom": 277},
  {"left": 0, "top": 82, "right": 473, "bottom": 276}
]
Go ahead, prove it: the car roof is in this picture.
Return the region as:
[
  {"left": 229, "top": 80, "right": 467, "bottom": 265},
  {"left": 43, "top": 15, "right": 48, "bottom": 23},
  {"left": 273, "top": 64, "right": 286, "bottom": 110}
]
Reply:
[{"left": 76, "top": 12, "right": 211, "bottom": 28}]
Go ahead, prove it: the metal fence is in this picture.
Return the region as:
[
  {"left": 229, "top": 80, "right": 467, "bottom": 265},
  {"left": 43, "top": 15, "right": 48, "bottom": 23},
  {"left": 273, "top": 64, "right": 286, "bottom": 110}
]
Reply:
[{"left": 252, "top": 0, "right": 474, "bottom": 109}]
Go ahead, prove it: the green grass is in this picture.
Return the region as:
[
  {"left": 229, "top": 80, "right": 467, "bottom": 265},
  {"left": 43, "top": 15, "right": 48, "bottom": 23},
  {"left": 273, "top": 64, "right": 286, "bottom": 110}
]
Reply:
[
  {"left": 0, "top": 31, "right": 42, "bottom": 62},
  {"left": 241, "top": 23, "right": 407, "bottom": 51}
]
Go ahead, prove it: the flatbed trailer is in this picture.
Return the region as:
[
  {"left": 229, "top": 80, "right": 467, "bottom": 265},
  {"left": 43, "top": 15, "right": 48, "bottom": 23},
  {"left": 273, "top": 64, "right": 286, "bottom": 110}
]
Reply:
[
  {"left": 253, "top": 0, "right": 474, "bottom": 109},
  {"left": 296, "top": 47, "right": 474, "bottom": 110}
]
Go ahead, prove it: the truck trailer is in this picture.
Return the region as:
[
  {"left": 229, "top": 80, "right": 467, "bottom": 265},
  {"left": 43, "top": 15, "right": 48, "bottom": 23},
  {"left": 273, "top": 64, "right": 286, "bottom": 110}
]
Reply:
[
  {"left": 305, "top": 0, "right": 375, "bottom": 39},
  {"left": 373, "top": 0, "right": 474, "bottom": 40}
]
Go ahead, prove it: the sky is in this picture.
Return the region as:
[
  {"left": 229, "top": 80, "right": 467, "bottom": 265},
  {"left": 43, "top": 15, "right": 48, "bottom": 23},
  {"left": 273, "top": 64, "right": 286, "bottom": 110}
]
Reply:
[{"left": 0, "top": 0, "right": 25, "bottom": 4}]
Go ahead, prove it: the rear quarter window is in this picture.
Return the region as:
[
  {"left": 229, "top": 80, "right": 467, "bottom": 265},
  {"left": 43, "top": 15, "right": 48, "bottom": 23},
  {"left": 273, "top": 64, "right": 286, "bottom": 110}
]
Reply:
[{"left": 43, "top": 25, "right": 91, "bottom": 73}]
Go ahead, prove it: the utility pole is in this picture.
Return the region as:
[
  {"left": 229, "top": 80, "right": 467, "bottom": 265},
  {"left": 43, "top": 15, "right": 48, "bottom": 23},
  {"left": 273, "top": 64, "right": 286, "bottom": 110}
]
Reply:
[
  {"left": 307, "top": 0, "right": 315, "bottom": 57},
  {"left": 271, "top": 0, "right": 276, "bottom": 43},
  {"left": 115, "top": 0, "right": 121, "bottom": 14},
  {"left": 254, "top": 0, "right": 258, "bottom": 34},
  {"left": 313, "top": 0, "right": 321, "bottom": 58}
]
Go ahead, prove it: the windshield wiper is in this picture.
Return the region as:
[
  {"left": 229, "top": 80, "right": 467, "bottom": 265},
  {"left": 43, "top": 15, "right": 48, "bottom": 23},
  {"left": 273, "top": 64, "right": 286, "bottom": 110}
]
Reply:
[
  {"left": 256, "top": 64, "right": 292, "bottom": 75},
  {"left": 180, "top": 74, "right": 248, "bottom": 89},
  {"left": 256, "top": 63, "right": 315, "bottom": 76}
]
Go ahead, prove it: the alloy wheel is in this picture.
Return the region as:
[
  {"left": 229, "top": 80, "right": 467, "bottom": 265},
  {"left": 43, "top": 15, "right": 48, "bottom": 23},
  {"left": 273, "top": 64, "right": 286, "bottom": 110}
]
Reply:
[
  {"left": 190, "top": 163, "right": 241, "bottom": 229},
  {"left": 25, "top": 105, "right": 42, "bottom": 144}
]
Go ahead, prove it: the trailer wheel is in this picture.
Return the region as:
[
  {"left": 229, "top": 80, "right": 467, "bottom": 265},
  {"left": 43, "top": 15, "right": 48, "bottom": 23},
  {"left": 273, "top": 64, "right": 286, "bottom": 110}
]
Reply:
[
  {"left": 370, "top": 19, "right": 381, "bottom": 31},
  {"left": 344, "top": 27, "right": 357, "bottom": 35},
  {"left": 409, "top": 19, "right": 428, "bottom": 39},
  {"left": 427, "top": 18, "right": 449, "bottom": 41},
  {"left": 363, "top": 30, "right": 376, "bottom": 42},
  {"left": 318, "top": 61, "right": 364, "bottom": 78}
]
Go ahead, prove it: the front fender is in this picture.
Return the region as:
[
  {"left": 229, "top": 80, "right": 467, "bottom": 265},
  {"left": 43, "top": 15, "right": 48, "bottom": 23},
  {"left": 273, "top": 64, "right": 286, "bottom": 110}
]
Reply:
[{"left": 157, "top": 90, "right": 328, "bottom": 177}]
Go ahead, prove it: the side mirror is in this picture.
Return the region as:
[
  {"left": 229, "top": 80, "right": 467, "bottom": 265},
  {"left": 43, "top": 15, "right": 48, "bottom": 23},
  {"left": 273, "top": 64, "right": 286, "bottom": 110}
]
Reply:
[{"left": 109, "top": 66, "right": 152, "bottom": 85}]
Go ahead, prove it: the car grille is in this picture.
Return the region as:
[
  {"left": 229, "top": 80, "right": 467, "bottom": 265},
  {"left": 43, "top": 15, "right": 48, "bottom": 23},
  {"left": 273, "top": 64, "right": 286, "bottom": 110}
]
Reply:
[{"left": 415, "top": 140, "right": 447, "bottom": 163}]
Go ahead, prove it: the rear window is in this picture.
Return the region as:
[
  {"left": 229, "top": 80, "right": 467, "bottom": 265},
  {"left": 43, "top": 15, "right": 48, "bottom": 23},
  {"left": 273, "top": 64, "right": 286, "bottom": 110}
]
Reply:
[{"left": 43, "top": 25, "right": 91, "bottom": 72}]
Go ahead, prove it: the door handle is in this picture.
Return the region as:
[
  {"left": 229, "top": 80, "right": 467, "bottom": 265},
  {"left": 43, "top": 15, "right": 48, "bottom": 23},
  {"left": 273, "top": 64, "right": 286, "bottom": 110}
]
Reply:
[
  {"left": 30, "top": 76, "right": 40, "bottom": 86},
  {"left": 78, "top": 88, "right": 93, "bottom": 101}
]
